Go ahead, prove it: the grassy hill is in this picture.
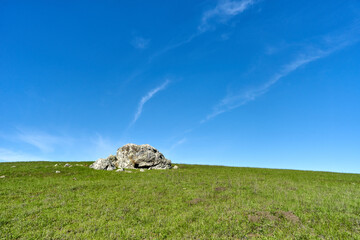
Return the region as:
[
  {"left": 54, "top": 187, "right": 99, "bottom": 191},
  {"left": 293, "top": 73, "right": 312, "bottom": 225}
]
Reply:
[{"left": 0, "top": 162, "right": 359, "bottom": 239}]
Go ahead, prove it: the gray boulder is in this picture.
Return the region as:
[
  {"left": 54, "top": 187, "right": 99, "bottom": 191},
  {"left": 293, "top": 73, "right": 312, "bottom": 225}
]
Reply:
[
  {"left": 90, "top": 155, "right": 116, "bottom": 170},
  {"left": 115, "top": 143, "right": 171, "bottom": 169}
]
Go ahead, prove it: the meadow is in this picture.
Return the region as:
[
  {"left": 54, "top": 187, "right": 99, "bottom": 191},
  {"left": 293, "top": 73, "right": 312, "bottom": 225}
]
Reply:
[{"left": 0, "top": 162, "right": 359, "bottom": 239}]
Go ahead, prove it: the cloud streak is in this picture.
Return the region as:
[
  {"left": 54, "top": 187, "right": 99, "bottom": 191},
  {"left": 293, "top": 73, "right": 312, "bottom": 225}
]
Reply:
[
  {"left": 199, "top": 0, "right": 256, "bottom": 32},
  {"left": 0, "top": 129, "right": 73, "bottom": 153},
  {"left": 169, "top": 137, "right": 187, "bottom": 151},
  {"left": 0, "top": 128, "right": 127, "bottom": 162},
  {"left": 149, "top": 0, "right": 257, "bottom": 62},
  {"left": 131, "top": 80, "right": 170, "bottom": 126},
  {"left": 90, "top": 134, "right": 125, "bottom": 158},
  {"left": 203, "top": 25, "right": 360, "bottom": 122},
  {"left": 149, "top": 33, "right": 200, "bottom": 62},
  {"left": 17, "top": 132, "right": 60, "bottom": 152},
  {"left": 15, "top": 130, "right": 73, "bottom": 153},
  {"left": 131, "top": 36, "right": 150, "bottom": 49},
  {"left": 0, "top": 148, "right": 49, "bottom": 162}
]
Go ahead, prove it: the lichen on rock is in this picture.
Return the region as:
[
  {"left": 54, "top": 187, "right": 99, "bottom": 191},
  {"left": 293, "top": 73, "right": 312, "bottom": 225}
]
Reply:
[
  {"left": 89, "top": 143, "right": 172, "bottom": 171},
  {"left": 89, "top": 155, "right": 116, "bottom": 170},
  {"left": 116, "top": 143, "right": 171, "bottom": 169}
]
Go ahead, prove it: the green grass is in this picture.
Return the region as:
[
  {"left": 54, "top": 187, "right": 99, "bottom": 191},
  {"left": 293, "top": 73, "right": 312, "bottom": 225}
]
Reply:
[{"left": 0, "top": 162, "right": 359, "bottom": 239}]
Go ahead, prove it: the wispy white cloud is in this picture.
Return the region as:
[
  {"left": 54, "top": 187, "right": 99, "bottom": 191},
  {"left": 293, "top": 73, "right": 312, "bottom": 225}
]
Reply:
[
  {"left": 149, "top": 33, "right": 199, "bottom": 62},
  {"left": 131, "top": 79, "right": 170, "bottom": 126},
  {"left": 15, "top": 130, "right": 72, "bottom": 153},
  {"left": 161, "top": 137, "right": 187, "bottom": 156},
  {"left": 0, "top": 129, "right": 126, "bottom": 162},
  {"left": 199, "top": 0, "right": 256, "bottom": 32},
  {"left": 149, "top": 0, "right": 257, "bottom": 62},
  {"left": 131, "top": 36, "right": 150, "bottom": 49},
  {"left": 202, "top": 54, "right": 324, "bottom": 122},
  {"left": 90, "top": 134, "right": 124, "bottom": 158},
  {"left": 0, "top": 148, "right": 49, "bottom": 162},
  {"left": 202, "top": 25, "right": 360, "bottom": 122},
  {"left": 169, "top": 138, "right": 187, "bottom": 151}
]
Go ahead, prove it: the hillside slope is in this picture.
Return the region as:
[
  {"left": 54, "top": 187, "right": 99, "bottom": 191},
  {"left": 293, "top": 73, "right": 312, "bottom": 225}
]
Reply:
[{"left": 1, "top": 162, "right": 359, "bottom": 239}]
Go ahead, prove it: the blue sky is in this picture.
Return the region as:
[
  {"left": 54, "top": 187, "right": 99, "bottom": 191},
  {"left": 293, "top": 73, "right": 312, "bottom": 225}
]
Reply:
[{"left": 1, "top": 0, "right": 360, "bottom": 173}]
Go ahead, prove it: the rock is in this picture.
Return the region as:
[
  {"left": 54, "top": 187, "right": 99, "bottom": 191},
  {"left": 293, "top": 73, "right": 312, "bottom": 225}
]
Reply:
[
  {"left": 116, "top": 143, "right": 171, "bottom": 169},
  {"left": 89, "top": 155, "right": 116, "bottom": 170},
  {"left": 116, "top": 168, "right": 124, "bottom": 172},
  {"left": 173, "top": 165, "right": 179, "bottom": 169},
  {"left": 149, "top": 167, "right": 166, "bottom": 170},
  {"left": 64, "top": 163, "right": 71, "bottom": 167},
  {"left": 0, "top": 175, "right": 5, "bottom": 178},
  {"left": 55, "top": 171, "right": 60, "bottom": 174},
  {"left": 140, "top": 169, "right": 145, "bottom": 172}
]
